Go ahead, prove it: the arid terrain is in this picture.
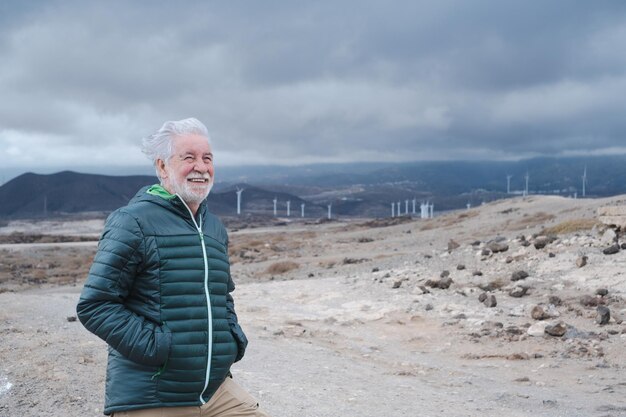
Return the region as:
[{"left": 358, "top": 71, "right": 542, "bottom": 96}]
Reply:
[{"left": 1, "top": 195, "right": 625, "bottom": 417}]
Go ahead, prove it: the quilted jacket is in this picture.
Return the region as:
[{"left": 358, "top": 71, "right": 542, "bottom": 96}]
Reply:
[{"left": 76, "top": 185, "right": 248, "bottom": 415}]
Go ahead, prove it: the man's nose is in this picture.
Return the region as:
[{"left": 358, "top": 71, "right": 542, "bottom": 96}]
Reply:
[{"left": 194, "top": 160, "right": 213, "bottom": 173}]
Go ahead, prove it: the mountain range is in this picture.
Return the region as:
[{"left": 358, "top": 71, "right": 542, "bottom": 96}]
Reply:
[{"left": 1, "top": 155, "right": 626, "bottom": 219}]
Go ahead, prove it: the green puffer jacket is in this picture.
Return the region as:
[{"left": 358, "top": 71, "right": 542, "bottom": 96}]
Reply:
[{"left": 77, "top": 185, "right": 248, "bottom": 415}]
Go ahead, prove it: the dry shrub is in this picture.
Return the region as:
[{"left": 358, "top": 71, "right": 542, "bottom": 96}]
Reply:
[
  {"left": 488, "top": 277, "right": 508, "bottom": 290},
  {"left": 419, "top": 220, "right": 436, "bottom": 231},
  {"left": 297, "top": 231, "right": 317, "bottom": 239},
  {"left": 542, "top": 218, "right": 599, "bottom": 235},
  {"left": 478, "top": 277, "right": 507, "bottom": 291},
  {"left": 527, "top": 211, "right": 555, "bottom": 222},
  {"left": 265, "top": 261, "right": 299, "bottom": 275},
  {"left": 0, "top": 245, "right": 95, "bottom": 291},
  {"left": 457, "top": 211, "right": 479, "bottom": 220},
  {"left": 267, "top": 234, "right": 299, "bottom": 251},
  {"left": 423, "top": 211, "right": 480, "bottom": 229},
  {"left": 30, "top": 269, "right": 48, "bottom": 283},
  {"left": 269, "top": 234, "right": 286, "bottom": 243},
  {"left": 229, "top": 237, "right": 268, "bottom": 257},
  {"left": 439, "top": 217, "right": 458, "bottom": 227},
  {"left": 0, "top": 233, "right": 97, "bottom": 244},
  {"left": 318, "top": 260, "right": 336, "bottom": 269},
  {"left": 358, "top": 217, "right": 414, "bottom": 229},
  {"left": 511, "top": 211, "right": 556, "bottom": 229}
]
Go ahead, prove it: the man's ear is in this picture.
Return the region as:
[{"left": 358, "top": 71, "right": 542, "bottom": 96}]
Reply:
[{"left": 156, "top": 159, "right": 168, "bottom": 180}]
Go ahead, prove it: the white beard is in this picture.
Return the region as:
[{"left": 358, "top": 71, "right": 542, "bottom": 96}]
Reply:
[{"left": 170, "top": 173, "right": 213, "bottom": 207}]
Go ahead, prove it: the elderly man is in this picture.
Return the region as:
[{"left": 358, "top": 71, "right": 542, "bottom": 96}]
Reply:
[{"left": 77, "top": 118, "right": 269, "bottom": 416}]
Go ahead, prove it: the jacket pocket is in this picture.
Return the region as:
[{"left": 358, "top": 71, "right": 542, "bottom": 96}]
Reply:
[
  {"left": 154, "top": 321, "right": 173, "bottom": 367},
  {"left": 229, "top": 323, "right": 248, "bottom": 362}
]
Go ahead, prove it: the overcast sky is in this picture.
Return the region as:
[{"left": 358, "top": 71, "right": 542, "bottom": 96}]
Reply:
[{"left": 2, "top": 0, "right": 626, "bottom": 178}]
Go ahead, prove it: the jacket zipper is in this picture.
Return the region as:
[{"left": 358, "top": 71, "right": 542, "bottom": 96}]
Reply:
[{"left": 177, "top": 196, "right": 213, "bottom": 404}]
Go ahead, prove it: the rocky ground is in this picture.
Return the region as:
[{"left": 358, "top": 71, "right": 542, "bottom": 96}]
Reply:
[{"left": 0, "top": 195, "right": 625, "bottom": 417}]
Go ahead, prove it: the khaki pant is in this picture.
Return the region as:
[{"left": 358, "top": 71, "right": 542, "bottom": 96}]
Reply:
[{"left": 112, "top": 377, "right": 270, "bottom": 417}]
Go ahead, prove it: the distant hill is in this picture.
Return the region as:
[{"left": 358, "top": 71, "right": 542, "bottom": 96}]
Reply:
[
  {"left": 218, "top": 155, "right": 626, "bottom": 197},
  {"left": 0, "top": 171, "right": 156, "bottom": 218},
  {"left": 0, "top": 171, "right": 322, "bottom": 219},
  {"left": 3, "top": 155, "right": 626, "bottom": 219}
]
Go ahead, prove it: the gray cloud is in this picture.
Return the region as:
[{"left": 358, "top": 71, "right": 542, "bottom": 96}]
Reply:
[{"left": 1, "top": 0, "right": 626, "bottom": 172}]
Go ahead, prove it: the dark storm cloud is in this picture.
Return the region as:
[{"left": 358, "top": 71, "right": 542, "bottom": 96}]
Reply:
[{"left": 1, "top": 0, "right": 626, "bottom": 170}]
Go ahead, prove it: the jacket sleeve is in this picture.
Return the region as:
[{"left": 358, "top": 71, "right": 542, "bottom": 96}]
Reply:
[
  {"left": 76, "top": 210, "right": 171, "bottom": 366},
  {"left": 225, "top": 238, "right": 248, "bottom": 362}
]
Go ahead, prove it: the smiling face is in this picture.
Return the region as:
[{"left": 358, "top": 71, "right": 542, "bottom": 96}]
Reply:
[{"left": 157, "top": 133, "right": 214, "bottom": 215}]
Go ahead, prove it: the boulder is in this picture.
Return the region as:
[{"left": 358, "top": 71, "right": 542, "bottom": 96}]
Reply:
[
  {"left": 545, "top": 322, "right": 567, "bottom": 337},
  {"left": 548, "top": 295, "right": 562, "bottom": 306},
  {"left": 509, "top": 286, "right": 528, "bottom": 298},
  {"left": 439, "top": 277, "right": 453, "bottom": 289},
  {"left": 511, "top": 270, "right": 529, "bottom": 281},
  {"left": 602, "top": 244, "right": 620, "bottom": 255},
  {"left": 488, "top": 241, "right": 509, "bottom": 253},
  {"left": 580, "top": 295, "right": 601, "bottom": 307},
  {"left": 447, "top": 239, "right": 461, "bottom": 252},
  {"left": 533, "top": 236, "right": 550, "bottom": 249},
  {"left": 596, "top": 288, "right": 609, "bottom": 297},
  {"left": 600, "top": 228, "right": 618, "bottom": 245},
  {"left": 528, "top": 322, "right": 548, "bottom": 337},
  {"left": 596, "top": 306, "right": 611, "bottom": 325},
  {"left": 483, "top": 294, "right": 497, "bottom": 308},
  {"left": 531, "top": 305, "right": 549, "bottom": 320},
  {"left": 597, "top": 205, "right": 626, "bottom": 229},
  {"left": 425, "top": 277, "right": 453, "bottom": 289}
]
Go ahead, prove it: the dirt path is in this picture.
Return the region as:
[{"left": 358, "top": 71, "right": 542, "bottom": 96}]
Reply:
[{"left": 1, "top": 275, "right": 624, "bottom": 417}]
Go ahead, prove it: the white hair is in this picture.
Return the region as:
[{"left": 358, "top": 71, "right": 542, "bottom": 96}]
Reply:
[{"left": 142, "top": 118, "right": 211, "bottom": 179}]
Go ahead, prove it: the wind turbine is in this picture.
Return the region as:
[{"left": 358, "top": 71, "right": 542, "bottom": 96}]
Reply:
[
  {"left": 420, "top": 202, "right": 429, "bottom": 219},
  {"left": 301, "top": 203, "right": 305, "bottom": 217},
  {"left": 506, "top": 175, "right": 512, "bottom": 194},
  {"left": 235, "top": 188, "right": 244, "bottom": 215},
  {"left": 524, "top": 172, "right": 529, "bottom": 197},
  {"left": 582, "top": 165, "right": 587, "bottom": 198},
  {"left": 327, "top": 203, "right": 332, "bottom": 220},
  {"left": 412, "top": 198, "right": 416, "bottom": 215},
  {"left": 405, "top": 199, "right": 409, "bottom": 215},
  {"left": 286, "top": 200, "right": 291, "bottom": 217},
  {"left": 273, "top": 197, "right": 277, "bottom": 216},
  {"left": 391, "top": 202, "right": 395, "bottom": 218}
]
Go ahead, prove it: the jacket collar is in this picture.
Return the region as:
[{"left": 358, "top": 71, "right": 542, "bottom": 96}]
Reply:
[{"left": 146, "top": 184, "right": 176, "bottom": 200}]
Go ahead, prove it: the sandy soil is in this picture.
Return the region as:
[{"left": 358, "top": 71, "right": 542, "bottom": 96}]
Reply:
[{"left": 1, "top": 195, "right": 625, "bottom": 417}]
